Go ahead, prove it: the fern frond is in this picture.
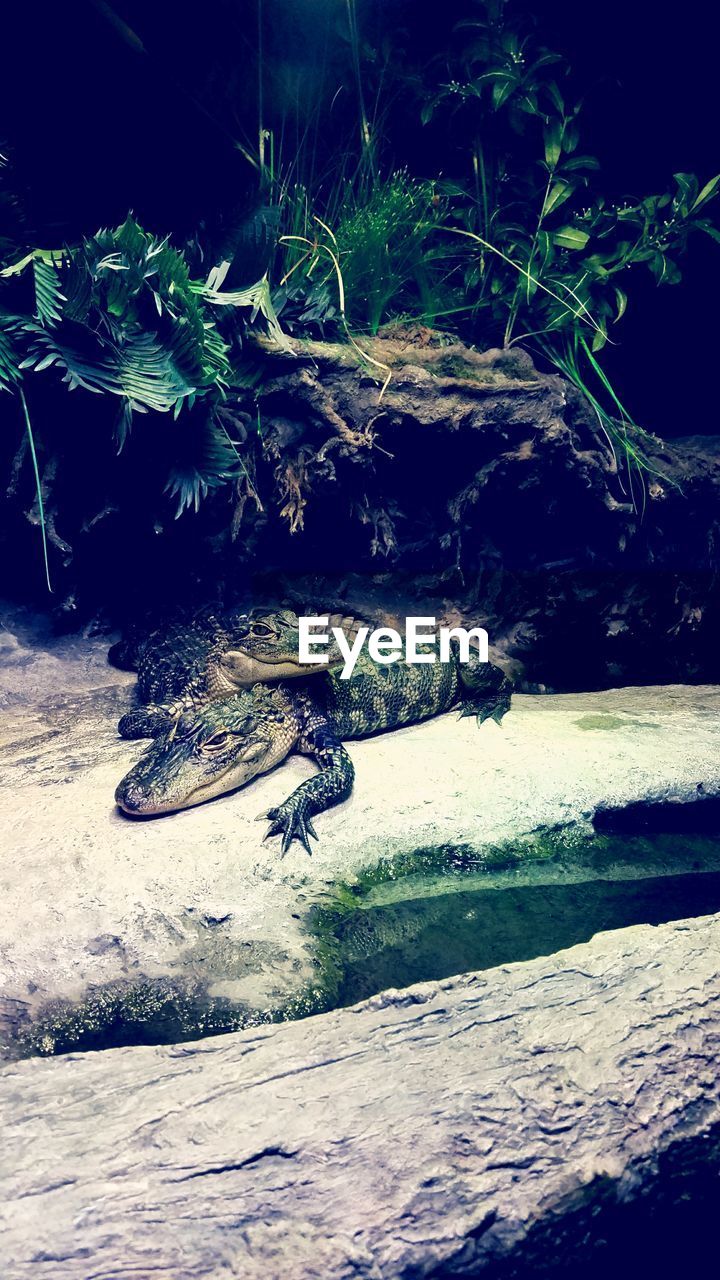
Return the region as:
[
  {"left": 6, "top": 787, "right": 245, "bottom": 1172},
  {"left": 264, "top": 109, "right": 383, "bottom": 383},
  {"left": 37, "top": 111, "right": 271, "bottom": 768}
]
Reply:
[
  {"left": 0, "top": 247, "right": 66, "bottom": 280},
  {"left": 33, "top": 258, "right": 65, "bottom": 326},
  {"left": 0, "top": 315, "right": 23, "bottom": 391},
  {"left": 164, "top": 407, "right": 243, "bottom": 516},
  {"left": 21, "top": 326, "right": 196, "bottom": 412},
  {"left": 198, "top": 274, "right": 291, "bottom": 351}
]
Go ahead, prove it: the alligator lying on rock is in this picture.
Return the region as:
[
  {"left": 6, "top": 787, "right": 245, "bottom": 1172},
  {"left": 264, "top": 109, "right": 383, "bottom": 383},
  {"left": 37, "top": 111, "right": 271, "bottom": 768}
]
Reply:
[
  {"left": 110, "top": 608, "right": 363, "bottom": 739},
  {"left": 114, "top": 625, "right": 513, "bottom": 853}
]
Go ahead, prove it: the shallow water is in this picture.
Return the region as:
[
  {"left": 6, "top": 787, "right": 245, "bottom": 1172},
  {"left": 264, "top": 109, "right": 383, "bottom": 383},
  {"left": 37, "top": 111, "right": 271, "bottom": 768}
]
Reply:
[
  {"left": 311, "top": 823, "right": 720, "bottom": 1009},
  {"left": 18, "top": 821, "right": 720, "bottom": 1057},
  {"left": 329, "top": 866, "right": 720, "bottom": 1006}
]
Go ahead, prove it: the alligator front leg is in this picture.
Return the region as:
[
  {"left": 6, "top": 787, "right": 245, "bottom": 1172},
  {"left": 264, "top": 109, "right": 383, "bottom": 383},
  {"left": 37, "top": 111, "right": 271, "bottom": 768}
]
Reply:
[
  {"left": 456, "top": 649, "right": 513, "bottom": 726},
  {"left": 261, "top": 725, "right": 355, "bottom": 856},
  {"left": 117, "top": 702, "right": 177, "bottom": 739}
]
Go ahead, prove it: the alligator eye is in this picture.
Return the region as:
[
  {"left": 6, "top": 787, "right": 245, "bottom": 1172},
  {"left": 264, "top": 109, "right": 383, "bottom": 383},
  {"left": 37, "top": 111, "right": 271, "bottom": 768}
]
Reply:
[
  {"left": 202, "top": 731, "right": 230, "bottom": 751},
  {"left": 251, "top": 623, "right": 274, "bottom": 638}
]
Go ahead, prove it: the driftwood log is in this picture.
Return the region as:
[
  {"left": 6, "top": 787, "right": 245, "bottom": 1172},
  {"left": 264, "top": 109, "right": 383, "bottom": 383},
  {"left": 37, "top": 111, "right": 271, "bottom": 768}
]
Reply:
[
  {"left": 2, "top": 912, "right": 720, "bottom": 1278},
  {"left": 243, "top": 334, "right": 720, "bottom": 688},
  {"left": 3, "top": 331, "right": 719, "bottom": 686}
]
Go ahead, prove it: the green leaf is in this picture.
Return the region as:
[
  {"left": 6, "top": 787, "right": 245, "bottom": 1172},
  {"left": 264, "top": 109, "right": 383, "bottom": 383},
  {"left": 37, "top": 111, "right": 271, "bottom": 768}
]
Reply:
[
  {"left": 563, "top": 122, "right": 579, "bottom": 153},
  {"left": 0, "top": 319, "right": 22, "bottom": 391},
  {"left": 543, "top": 119, "right": 563, "bottom": 169},
  {"left": 19, "top": 386, "right": 53, "bottom": 592},
  {"left": 531, "top": 52, "right": 564, "bottom": 70},
  {"left": 692, "top": 174, "right": 720, "bottom": 211},
  {"left": 114, "top": 399, "right": 134, "bottom": 451},
  {"left": 200, "top": 275, "right": 291, "bottom": 351},
  {"left": 697, "top": 221, "right": 720, "bottom": 244},
  {"left": 0, "top": 248, "right": 66, "bottom": 280},
  {"left": 614, "top": 287, "right": 628, "bottom": 322},
  {"left": 582, "top": 253, "right": 611, "bottom": 277},
  {"left": 543, "top": 180, "right": 575, "bottom": 217},
  {"left": 672, "top": 172, "right": 699, "bottom": 213},
  {"left": 23, "top": 326, "right": 196, "bottom": 412},
  {"left": 164, "top": 407, "right": 243, "bottom": 517},
  {"left": 0, "top": 251, "right": 35, "bottom": 278},
  {"left": 492, "top": 77, "right": 516, "bottom": 109},
  {"left": 552, "top": 226, "right": 590, "bottom": 250},
  {"left": 591, "top": 319, "right": 608, "bottom": 352},
  {"left": 545, "top": 83, "right": 565, "bottom": 116},
  {"left": 560, "top": 154, "right": 601, "bottom": 173},
  {"left": 648, "top": 253, "right": 681, "bottom": 285}
]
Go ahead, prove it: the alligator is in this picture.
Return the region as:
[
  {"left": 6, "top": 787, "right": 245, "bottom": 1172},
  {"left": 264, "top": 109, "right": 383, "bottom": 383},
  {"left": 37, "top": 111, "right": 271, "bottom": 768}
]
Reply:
[
  {"left": 110, "top": 608, "right": 362, "bottom": 740},
  {"left": 115, "top": 645, "right": 513, "bottom": 854}
]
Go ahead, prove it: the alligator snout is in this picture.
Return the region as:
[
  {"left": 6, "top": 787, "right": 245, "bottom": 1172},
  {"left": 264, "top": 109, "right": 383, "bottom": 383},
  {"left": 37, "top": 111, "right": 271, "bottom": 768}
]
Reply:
[{"left": 115, "top": 777, "right": 154, "bottom": 815}]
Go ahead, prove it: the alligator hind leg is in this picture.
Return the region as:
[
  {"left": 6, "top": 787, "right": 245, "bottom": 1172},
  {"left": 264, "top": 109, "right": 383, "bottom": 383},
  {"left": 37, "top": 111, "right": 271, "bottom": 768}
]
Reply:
[
  {"left": 456, "top": 649, "right": 513, "bottom": 726},
  {"left": 108, "top": 634, "right": 142, "bottom": 671},
  {"left": 260, "top": 722, "right": 355, "bottom": 856},
  {"left": 117, "top": 703, "right": 176, "bottom": 739}
]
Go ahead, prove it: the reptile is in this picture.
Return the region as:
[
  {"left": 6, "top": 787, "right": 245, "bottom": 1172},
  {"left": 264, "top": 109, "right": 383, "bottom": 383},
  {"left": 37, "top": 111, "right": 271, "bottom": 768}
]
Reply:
[
  {"left": 115, "top": 644, "right": 513, "bottom": 854},
  {"left": 109, "top": 608, "right": 362, "bottom": 740}
]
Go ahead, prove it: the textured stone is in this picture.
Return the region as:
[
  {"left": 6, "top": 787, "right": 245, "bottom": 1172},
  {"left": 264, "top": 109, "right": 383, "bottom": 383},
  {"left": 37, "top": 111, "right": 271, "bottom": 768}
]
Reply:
[{"left": 2, "top": 912, "right": 720, "bottom": 1278}]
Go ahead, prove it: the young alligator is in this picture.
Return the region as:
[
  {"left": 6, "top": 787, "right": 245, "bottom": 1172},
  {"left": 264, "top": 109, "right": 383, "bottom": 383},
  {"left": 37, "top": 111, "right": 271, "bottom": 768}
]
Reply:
[
  {"left": 115, "top": 645, "right": 512, "bottom": 854},
  {"left": 110, "top": 608, "right": 361, "bottom": 740}
]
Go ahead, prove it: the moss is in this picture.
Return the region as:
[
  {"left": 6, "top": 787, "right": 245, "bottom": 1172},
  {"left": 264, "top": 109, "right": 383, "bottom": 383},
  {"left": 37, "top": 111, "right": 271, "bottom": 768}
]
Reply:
[
  {"left": 12, "top": 977, "right": 260, "bottom": 1060},
  {"left": 433, "top": 353, "right": 496, "bottom": 381},
  {"left": 575, "top": 714, "right": 660, "bottom": 731}
]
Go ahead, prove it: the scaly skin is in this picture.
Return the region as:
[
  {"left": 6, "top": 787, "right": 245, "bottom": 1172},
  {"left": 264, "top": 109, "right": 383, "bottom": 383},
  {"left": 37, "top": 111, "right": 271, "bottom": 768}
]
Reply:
[
  {"left": 110, "top": 608, "right": 361, "bottom": 740},
  {"left": 115, "top": 644, "right": 513, "bottom": 855}
]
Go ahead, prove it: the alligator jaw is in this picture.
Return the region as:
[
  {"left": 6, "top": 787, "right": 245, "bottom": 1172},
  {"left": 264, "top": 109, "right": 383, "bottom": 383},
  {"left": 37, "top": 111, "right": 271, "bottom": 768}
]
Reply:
[
  {"left": 218, "top": 612, "right": 362, "bottom": 689},
  {"left": 218, "top": 652, "right": 343, "bottom": 688},
  {"left": 115, "top": 769, "right": 244, "bottom": 817}
]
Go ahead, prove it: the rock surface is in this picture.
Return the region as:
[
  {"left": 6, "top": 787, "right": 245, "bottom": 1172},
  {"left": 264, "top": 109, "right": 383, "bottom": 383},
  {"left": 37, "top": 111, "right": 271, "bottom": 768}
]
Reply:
[
  {"left": 2, "top": 911, "right": 720, "bottom": 1278},
  {"left": 2, "top": 601, "right": 720, "bottom": 1051}
]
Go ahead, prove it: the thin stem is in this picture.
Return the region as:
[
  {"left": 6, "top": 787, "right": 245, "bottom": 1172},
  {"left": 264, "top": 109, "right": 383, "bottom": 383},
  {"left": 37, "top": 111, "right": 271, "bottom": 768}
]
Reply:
[
  {"left": 257, "top": 0, "right": 265, "bottom": 181},
  {"left": 441, "top": 227, "right": 605, "bottom": 340},
  {"left": 19, "top": 385, "right": 52, "bottom": 592},
  {"left": 345, "top": 0, "right": 375, "bottom": 177}
]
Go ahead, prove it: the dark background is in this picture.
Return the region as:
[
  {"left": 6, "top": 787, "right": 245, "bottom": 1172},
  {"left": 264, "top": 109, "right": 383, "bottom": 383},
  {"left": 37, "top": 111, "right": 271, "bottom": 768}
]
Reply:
[{"left": 1, "top": 0, "right": 718, "bottom": 437}]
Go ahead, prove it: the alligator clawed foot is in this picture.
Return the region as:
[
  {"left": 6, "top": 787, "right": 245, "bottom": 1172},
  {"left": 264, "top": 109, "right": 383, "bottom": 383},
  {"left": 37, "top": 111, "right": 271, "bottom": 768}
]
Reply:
[
  {"left": 477, "top": 699, "right": 510, "bottom": 726},
  {"left": 259, "top": 800, "right": 320, "bottom": 856},
  {"left": 459, "top": 694, "right": 512, "bottom": 727}
]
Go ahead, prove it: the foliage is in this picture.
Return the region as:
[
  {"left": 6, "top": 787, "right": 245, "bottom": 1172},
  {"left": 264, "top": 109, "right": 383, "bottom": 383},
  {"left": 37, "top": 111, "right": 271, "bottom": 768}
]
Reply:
[
  {"left": 2, "top": 0, "right": 720, "bottom": 592},
  {"left": 329, "top": 173, "right": 450, "bottom": 334},
  {"left": 423, "top": 4, "right": 719, "bottom": 347},
  {"left": 0, "top": 217, "right": 287, "bottom": 584},
  {"left": 274, "top": 174, "right": 455, "bottom": 336},
  {"left": 266, "top": 0, "right": 719, "bottom": 481},
  {"left": 419, "top": 2, "right": 720, "bottom": 470}
]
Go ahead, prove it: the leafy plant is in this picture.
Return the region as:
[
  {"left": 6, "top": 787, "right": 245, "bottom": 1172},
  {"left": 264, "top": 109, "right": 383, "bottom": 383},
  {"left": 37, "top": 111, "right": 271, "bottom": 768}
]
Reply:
[
  {"left": 3, "top": 0, "right": 720, "bottom": 591},
  {"left": 0, "top": 217, "right": 287, "bottom": 585},
  {"left": 275, "top": 173, "right": 454, "bottom": 335},
  {"left": 329, "top": 172, "right": 450, "bottom": 333},
  {"left": 268, "top": 0, "right": 719, "bottom": 486},
  {"left": 415, "top": 1, "right": 720, "bottom": 477}
]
